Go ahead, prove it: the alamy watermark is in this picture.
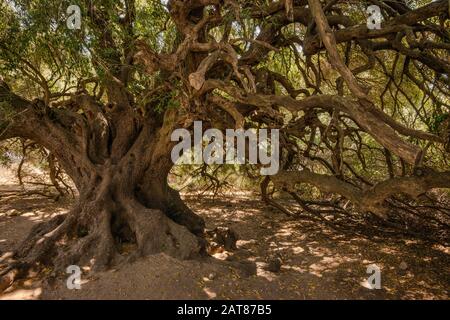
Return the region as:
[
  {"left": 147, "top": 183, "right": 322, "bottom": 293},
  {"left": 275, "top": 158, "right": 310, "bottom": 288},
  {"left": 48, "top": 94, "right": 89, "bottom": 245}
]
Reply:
[
  {"left": 66, "top": 5, "right": 81, "bottom": 30},
  {"left": 366, "top": 264, "right": 381, "bottom": 290},
  {"left": 63, "top": 2, "right": 425, "bottom": 32},
  {"left": 366, "top": 5, "right": 382, "bottom": 30},
  {"left": 66, "top": 265, "right": 82, "bottom": 290},
  {"left": 171, "top": 121, "right": 280, "bottom": 176},
  {"left": 366, "top": 1, "right": 416, "bottom": 30}
]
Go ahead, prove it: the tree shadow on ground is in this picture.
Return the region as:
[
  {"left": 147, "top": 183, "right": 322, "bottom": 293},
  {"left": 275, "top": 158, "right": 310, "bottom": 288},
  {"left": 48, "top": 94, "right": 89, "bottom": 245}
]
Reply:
[
  {"left": 0, "top": 189, "right": 448, "bottom": 299},
  {"left": 187, "top": 193, "right": 449, "bottom": 300}
]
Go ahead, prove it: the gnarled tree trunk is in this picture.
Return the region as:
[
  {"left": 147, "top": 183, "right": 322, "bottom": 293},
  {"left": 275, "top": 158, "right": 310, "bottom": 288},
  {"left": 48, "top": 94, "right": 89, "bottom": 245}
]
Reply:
[
  {"left": 2, "top": 0, "right": 449, "bottom": 290},
  {"left": 14, "top": 158, "right": 205, "bottom": 274},
  {"left": 0, "top": 80, "right": 206, "bottom": 279}
]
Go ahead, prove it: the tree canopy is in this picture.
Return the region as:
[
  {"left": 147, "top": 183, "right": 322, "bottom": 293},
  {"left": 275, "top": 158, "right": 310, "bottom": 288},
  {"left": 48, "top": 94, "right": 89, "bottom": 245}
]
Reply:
[{"left": 0, "top": 0, "right": 449, "bottom": 286}]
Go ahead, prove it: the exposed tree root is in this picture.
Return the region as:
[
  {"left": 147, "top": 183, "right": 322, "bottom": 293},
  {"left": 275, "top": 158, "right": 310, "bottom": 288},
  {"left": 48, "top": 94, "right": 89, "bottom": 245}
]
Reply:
[{"left": 0, "top": 194, "right": 205, "bottom": 293}]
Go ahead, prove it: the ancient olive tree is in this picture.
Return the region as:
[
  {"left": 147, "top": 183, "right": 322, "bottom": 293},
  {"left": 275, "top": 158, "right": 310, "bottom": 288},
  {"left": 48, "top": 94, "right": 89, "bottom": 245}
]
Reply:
[{"left": 0, "top": 0, "right": 449, "bottom": 283}]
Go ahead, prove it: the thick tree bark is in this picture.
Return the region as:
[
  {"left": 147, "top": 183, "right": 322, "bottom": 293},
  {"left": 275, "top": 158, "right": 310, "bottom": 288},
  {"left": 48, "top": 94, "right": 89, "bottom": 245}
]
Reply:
[
  {"left": 0, "top": 81, "right": 206, "bottom": 280},
  {"left": 7, "top": 146, "right": 205, "bottom": 275},
  {"left": 1, "top": 0, "right": 449, "bottom": 289}
]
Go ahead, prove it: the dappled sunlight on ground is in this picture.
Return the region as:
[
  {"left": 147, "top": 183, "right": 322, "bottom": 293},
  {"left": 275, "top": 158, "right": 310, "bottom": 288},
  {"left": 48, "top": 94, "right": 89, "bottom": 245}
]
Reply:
[
  {"left": 0, "top": 184, "right": 69, "bottom": 256},
  {"left": 0, "top": 188, "right": 448, "bottom": 299},
  {"left": 0, "top": 288, "right": 42, "bottom": 300},
  {"left": 184, "top": 192, "right": 450, "bottom": 299}
]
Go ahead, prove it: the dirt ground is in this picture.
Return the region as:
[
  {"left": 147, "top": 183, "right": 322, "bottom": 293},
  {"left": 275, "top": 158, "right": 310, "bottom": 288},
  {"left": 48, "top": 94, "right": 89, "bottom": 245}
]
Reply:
[{"left": 0, "top": 169, "right": 449, "bottom": 300}]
